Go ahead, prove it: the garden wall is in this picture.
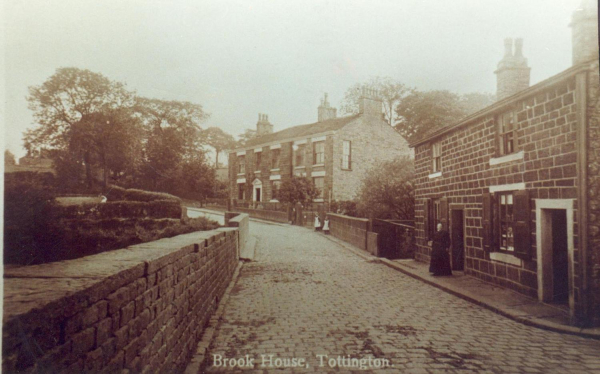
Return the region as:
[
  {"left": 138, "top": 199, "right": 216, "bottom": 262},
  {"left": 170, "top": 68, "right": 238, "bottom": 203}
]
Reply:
[
  {"left": 232, "top": 207, "right": 289, "bottom": 223},
  {"left": 328, "top": 213, "right": 370, "bottom": 251},
  {"left": 2, "top": 216, "right": 248, "bottom": 373}
]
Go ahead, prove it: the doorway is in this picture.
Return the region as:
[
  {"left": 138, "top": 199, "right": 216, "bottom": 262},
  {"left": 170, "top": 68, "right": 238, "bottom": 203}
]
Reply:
[
  {"left": 255, "top": 188, "right": 261, "bottom": 202},
  {"left": 550, "top": 209, "right": 568, "bottom": 304},
  {"left": 536, "top": 199, "right": 574, "bottom": 314},
  {"left": 450, "top": 209, "right": 465, "bottom": 271},
  {"left": 252, "top": 179, "right": 262, "bottom": 202}
]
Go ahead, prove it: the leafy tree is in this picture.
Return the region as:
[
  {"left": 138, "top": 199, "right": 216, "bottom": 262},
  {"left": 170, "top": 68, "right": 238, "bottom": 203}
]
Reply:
[
  {"left": 177, "top": 153, "right": 217, "bottom": 203},
  {"left": 276, "top": 177, "right": 319, "bottom": 206},
  {"left": 5, "top": 150, "right": 16, "bottom": 166},
  {"left": 339, "top": 76, "right": 413, "bottom": 126},
  {"left": 25, "top": 67, "right": 135, "bottom": 187},
  {"left": 69, "top": 109, "right": 143, "bottom": 187},
  {"left": 237, "top": 128, "right": 258, "bottom": 146},
  {"left": 25, "top": 67, "right": 134, "bottom": 152},
  {"left": 395, "top": 90, "right": 496, "bottom": 142},
  {"left": 459, "top": 92, "right": 496, "bottom": 116},
  {"left": 134, "top": 97, "right": 208, "bottom": 156},
  {"left": 356, "top": 156, "right": 414, "bottom": 220},
  {"left": 203, "top": 127, "right": 236, "bottom": 167}
]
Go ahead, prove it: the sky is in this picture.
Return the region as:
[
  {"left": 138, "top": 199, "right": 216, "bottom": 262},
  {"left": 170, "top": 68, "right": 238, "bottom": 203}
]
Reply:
[{"left": 2, "top": 0, "right": 585, "bottom": 159}]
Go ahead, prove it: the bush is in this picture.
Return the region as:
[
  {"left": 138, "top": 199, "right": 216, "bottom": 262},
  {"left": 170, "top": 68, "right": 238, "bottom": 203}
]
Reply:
[
  {"left": 330, "top": 200, "right": 360, "bottom": 217},
  {"left": 53, "top": 200, "right": 182, "bottom": 220},
  {"left": 7, "top": 216, "right": 220, "bottom": 264},
  {"left": 4, "top": 172, "right": 58, "bottom": 264},
  {"left": 102, "top": 185, "right": 181, "bottom": 203}
]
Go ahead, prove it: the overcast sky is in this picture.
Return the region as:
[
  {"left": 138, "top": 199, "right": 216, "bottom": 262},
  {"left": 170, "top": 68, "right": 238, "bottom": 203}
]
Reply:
[{"left": 3, "top": 0, "right": 584, "bottom": 159}]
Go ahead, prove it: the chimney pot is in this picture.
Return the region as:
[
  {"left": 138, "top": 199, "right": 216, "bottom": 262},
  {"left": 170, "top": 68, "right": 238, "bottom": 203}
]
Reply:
[{"left": 495, "top": 38, "right": 530, "bottom": 100}]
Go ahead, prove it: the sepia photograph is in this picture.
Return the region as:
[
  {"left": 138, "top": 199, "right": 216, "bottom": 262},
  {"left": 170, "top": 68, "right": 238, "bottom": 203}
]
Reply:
[{"left": 2, "top": 0, "right": 600, "bottom": 372}]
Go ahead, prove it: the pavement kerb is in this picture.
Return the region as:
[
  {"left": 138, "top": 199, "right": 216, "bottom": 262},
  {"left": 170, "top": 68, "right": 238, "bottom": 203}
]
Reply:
[
  {"left": 318, "top": 227, "right": 600, "bottom": 340},
  {"left": 184, "top": 260, "right": 245, "bottom": 374}
]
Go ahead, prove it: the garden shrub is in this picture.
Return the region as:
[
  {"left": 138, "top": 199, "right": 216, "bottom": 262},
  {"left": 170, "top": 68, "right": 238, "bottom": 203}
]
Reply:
[
  {"left": 4, "top": 172, "right": 59, "bottom": 264},
  {"left": 53, "top": 200, "right": 182, "bottom": 220}
]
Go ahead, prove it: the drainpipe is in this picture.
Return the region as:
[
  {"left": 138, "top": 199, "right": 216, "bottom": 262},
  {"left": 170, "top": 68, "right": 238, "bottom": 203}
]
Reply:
[{"left": 575, "top": 70, "right": 589, "bottom": 326}]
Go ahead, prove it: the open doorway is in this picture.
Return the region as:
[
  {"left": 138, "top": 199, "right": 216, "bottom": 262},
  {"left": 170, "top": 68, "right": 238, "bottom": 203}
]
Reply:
[
  {"left": 550, "top": 209, "right": 568, "bottom": 304},
  {"left": 536, "top": 199, "right": 574, "bottom": 314}
]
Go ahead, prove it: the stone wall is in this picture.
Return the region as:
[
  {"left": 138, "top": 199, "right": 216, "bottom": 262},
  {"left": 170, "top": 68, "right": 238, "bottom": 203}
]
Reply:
[
  {"left": 586, "top": 60, "right": 600, "bottom": 326},
  {"left": 232, "top": 206, "right": 289, "bottom": 223},
  {"left": 414, "top": 65, "right": 590, "bottom": 312},
  {"left": 328, "top": 213, "right": 370, "bottom": 250},
  {"left": 2, "top": 218, "right": 248, "bottom": 372},
  {"left": 367, "top": 232, "right": 380, "bottom": 256},
  {"left": 333, "top": 116, "right": 411, "bottom": 201}
]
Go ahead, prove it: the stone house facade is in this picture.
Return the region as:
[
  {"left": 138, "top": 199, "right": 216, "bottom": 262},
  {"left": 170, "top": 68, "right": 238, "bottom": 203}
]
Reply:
[
  {"left": 228, "top": 92, "right": 411, "bottom": 205},
  {"left": 410, "top": 3, "right": 600, "bottom": 327}
]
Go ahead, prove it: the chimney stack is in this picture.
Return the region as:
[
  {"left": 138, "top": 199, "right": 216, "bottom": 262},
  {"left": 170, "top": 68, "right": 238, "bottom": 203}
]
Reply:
[
  {"left": 494, "top": 38, "right": 531, "bottom": 100},
  {"left": 317, "top": 93, "right": 337, "bottom": 122},
  {"left": 358, "top": 87, "right": 383, "bottom": 117},
  {"left": 570, "top": 0, "right": 599, "bottom": 66},
  {"left": 256, "top": 113, "right": 273, "bottom": 136}
]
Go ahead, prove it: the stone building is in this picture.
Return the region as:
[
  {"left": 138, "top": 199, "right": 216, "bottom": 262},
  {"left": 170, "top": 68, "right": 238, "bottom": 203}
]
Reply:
[
  {"left": 228, "top": 91, "right": 411, "bottom": 205},
  {"left": 410, "top": 2, "right": 600, "bottom": 326}
]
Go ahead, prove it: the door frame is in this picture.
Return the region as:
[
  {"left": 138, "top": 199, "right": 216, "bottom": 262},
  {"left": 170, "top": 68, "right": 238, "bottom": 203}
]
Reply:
[
  {"left": 449, "top": 204, "right": 465, "bottom": 271},
  {"left": 535, "top": 199, "right": 575, "bottom": 315},
  {"left": 252, "top": 179, "right": 263, "bottom": 202}
]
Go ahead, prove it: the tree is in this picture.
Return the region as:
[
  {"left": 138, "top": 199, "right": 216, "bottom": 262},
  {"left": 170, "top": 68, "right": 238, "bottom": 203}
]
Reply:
[
  {"left": 69, "top": 109, "right": 144, "bottom": 187},
  {"left": 276, "top": 177, "right": 319, "bottom": 206},
  {"left": 459, "top": 92, "right": 496, "bottom": 116},
  {"left": 4, "top": 150, "right": 16, "bottom": 166},
  {"left": 203, "top": 127, "right": 236, "bottom": 167},
  {"left": 395, "top": 90, "right": 496, "bottom": 142},
  {"left": 25, "top": 68, "right": 135, "bottom": 187},
  {"left": 237, "top": 128, "right": 258, "bottom": 147},
  {"left": 134, "top": 97, "right": 209, "bottom": 157},
  {"left": 339, "top": 76, "right": 413, "bottom": 126},
  {"left": 356, "top": 156, "right": 414, "bottom": 220}
]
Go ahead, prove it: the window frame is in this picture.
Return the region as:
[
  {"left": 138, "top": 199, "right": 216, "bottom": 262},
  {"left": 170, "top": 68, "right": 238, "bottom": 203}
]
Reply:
[
  {"left": 342, "top": 140, "right": 351, "bottom": 170},
  {"left": 432, "top": 141, "right": 442, "bottom": 173},
  {"left": 295, "top": 144, "right": 305, "bottom": 167},
  {"left": 313, "top": 176, "right": 325, "bottom": 199},
  {"left": 271, "top": 149, "right": 280, "bottom": 169},
  {"left": 496, "top": 109, "right": 518, "bottom": 156},
  {"left": 497, "top": 191, "right": 515, "bottom": 253},
  {"left": 255, "top": 152, "right": 262, "bottom": 171},
  {"left": 271, "top": 180, "right": 281, "bottom": 201},
  {"left": 313, "top": 141, "right": 325, "bottom": 165},
  {"left": 237, "top": 184, "right": 245, "bottom": 200},
  {"left": 238, "top": 156, "right": 245, "bottom": 174}
]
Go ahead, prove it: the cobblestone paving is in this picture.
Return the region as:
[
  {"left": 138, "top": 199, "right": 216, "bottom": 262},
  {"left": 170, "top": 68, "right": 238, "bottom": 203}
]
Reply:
[{"left": 205, "top": 223, "right": 600, "bottom": 373}]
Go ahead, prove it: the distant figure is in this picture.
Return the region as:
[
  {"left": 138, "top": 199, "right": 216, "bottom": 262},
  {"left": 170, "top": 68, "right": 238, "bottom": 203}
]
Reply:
[
  {"left": 99, "top": 195, "right": 107, "bottom": 203},
  {"left": 314, "top": 214, "right": 321, "bottom": 231},
  {"left": 429, "top": 223, "right": 452, "bottom": 276},
  {"left": 323, "top": 216, "right": 330, "bottom": 235}
]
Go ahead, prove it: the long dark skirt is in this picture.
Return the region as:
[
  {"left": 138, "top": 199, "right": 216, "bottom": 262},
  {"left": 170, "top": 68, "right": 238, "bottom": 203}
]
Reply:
[{"left": 429, "top": 248, "right": 452, "bottom": 276}]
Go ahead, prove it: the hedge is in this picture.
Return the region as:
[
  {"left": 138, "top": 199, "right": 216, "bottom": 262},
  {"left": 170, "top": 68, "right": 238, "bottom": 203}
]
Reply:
[
  {"left": 53, "top": 200, "right": 182, "bottom": 220},
  {"left": 5, "top": 216, "right": 220, "bottom": 264},
  {"left": 102, "top": 185, "right": 181, "bottom": 203}
]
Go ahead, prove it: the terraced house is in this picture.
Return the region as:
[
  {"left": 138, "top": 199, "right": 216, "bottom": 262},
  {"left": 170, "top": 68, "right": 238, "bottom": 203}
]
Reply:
[
  {"left": 411, "top": 3, "right": 600, "bottom": 326},
  {"left": 229, "top": 92, "right": 411, "bottom": 205}
]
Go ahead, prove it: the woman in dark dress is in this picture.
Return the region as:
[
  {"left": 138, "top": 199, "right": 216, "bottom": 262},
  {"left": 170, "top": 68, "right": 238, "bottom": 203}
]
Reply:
[{"left": 429, "top": 223, "right": 453, "bottom": 276}]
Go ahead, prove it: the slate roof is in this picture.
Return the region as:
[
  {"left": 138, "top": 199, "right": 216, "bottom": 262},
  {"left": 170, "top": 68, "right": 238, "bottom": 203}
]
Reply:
[{"left": 241, "top": 114, "right": 361, "bottom": 149}]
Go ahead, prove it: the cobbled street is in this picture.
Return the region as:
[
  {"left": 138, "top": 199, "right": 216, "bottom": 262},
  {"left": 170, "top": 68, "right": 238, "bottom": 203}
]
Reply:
[{"left": 205, "top": 221, "right": 600, "bottom": 373}]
